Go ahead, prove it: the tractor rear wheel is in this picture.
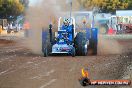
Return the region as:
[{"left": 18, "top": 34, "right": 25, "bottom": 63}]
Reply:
[{"left": 74, "top": 32, "right": 88, "bottom": 56}]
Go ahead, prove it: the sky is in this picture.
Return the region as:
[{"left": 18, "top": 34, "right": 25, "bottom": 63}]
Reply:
[
  {"left": 29, "top": 0, "right": 72, "bottom": 6},
  {"left": 29, "top": 0, "right": 38, "bottom": 6}
]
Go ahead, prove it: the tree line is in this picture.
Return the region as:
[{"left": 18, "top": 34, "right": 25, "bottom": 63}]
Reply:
[
  {"left": 78, "top": 0, "right": 132, "bottom": 14},
  {"left": 0, "top": 0, "right": 131, "bottom": 20},
  {"left": 0, "top": 0, "right": 29, "bottom": 20}
]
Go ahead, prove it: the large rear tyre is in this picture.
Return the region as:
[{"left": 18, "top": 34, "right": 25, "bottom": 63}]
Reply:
[{"left": 74, "top": 32, "right": 88, "bottom": 56}]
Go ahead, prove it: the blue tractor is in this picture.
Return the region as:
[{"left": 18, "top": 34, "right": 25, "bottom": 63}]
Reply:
[{"left": 42, "top": 17, "right": 98, "bottom": 57}]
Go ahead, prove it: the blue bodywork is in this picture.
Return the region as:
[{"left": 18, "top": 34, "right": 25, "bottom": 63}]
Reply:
[
  {"left": 51, "top": 24, "right": 74, "bottom": 54},
  {"left": 61, "top": 25, "right": 73, "bottom": 42},
  {"left": 91, "top": 28, "right": 98, "bottom": 43}
]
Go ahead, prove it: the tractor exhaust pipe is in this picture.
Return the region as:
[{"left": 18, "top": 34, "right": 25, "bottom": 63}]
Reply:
[{"left": 49, "top": 24, "right": 52, "bottom": 43}]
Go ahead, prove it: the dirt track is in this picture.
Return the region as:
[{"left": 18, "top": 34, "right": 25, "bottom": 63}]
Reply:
[{"left": 0, "top": 38, "right": 131, "bottom": 88}]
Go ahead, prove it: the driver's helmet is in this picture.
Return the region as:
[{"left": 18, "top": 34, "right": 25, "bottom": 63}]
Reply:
[{"left": 63, "top": 18, "right": 69, "bottom": 26}]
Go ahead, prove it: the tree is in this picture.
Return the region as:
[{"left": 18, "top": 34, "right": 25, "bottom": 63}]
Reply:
[
  {"left": 127, "top": 0, "right": 132, "bottom": 9},
  {"left": 0, "top": 0, "right": 24, "bottom": 19},
  {"left": 99, "top": 0, "right": 128, "bottom": 14},
  {"left": 78, "top": 0, "right": 129, "bottom": 14}
]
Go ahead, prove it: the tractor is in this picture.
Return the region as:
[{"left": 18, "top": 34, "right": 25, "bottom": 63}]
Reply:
[{"left": 42, "top": 16, "right": 98, "bottom": 57}]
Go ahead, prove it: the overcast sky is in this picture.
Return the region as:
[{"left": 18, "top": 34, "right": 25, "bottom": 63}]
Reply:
[
  {"left": 29, "top": 0, "right": 72, "bottom": 6},
  {"left": 29, "top": 0, "right": 38, "bottom": 6}
]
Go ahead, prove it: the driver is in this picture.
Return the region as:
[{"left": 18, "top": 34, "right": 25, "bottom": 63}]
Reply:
[{"left": 63, "top": 18, "right": 69, "bottom": 26}]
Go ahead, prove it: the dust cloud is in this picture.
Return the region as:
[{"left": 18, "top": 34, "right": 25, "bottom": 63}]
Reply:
[
  {"left": 23, "top": 0, "right": 80, "bottom": 54},
  {"left": 98, "top": 35, "right": 123, "bottom": 55},
  {"left": 23, "top": 0, "right": 122, "bottom": 55}
]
